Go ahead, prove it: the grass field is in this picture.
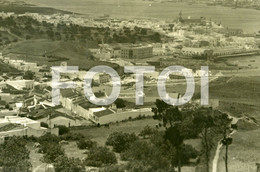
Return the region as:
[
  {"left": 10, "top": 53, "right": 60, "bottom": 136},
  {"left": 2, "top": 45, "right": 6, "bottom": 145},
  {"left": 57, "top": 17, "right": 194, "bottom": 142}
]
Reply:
[
  {"left": 62, "top": 142, "right": 86, "bottom": 160},
  {"left": 210, "top": 76, "right": 260, "bottom": 105},
  {"left": 71, "top": 118, "right": 159, "bottom": 146},
  {"left": 217, "top": 129, "right": 260, "bottom": 172}
]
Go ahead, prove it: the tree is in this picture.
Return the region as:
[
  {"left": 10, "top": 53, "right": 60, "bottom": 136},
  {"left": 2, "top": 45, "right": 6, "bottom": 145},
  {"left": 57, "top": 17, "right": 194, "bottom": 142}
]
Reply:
[
  {"left": 25, "top": 35, "right": 31, "bottom": 40},
  {"left": 165, "top": 125, "right": 184, "bottom": 172},
  {"left": 180, "top": 144, "right": 199, "bottom": 165},
  {"left": 38, "top": 133, "right": 64, "bottom": 163},
  {"left": 150, "top": 131, "right": 198, "bottom": 167},
  {"left": 23, "top": 71, "right": 34, "bottom": 80},
  {"left": 106, "top": 132, "right": 138, "bottom": 153},
  {"left": 38, "top": 133, "right": 60, "bottom": 144},
  {"left": 152, "top": 99, "right": 191, "bottom": 172},
  {"left": 121, "top": 140, "right": 171, "bottom": 172},
  {"left": 151, "top": 32, "right": 161, "bottom": 42},
  {"left": 77, "top": 138, "right": 97, "bottom": 150},
  {"left": 43, "top": 142, "right": 65, "bottom": 163},
  {"left": 85, "top": 147, "right": 117, "bottom": 167},
  {"left": 60, "top": 132, "right": 85, "bottom": 141},
  {"left": 0, "top": 136, "right": 31, "bottom": 172},
  {"left": 114, "top": 98, "right": 126, "bottom": 109},
  {"left": 134, "top": 26, "right": 140, "bottom": 32},
  {"left": 193, "top": 108, "right": 215, "bottom": 172},
  {"left": 139, "top": 125, "right": 157, "bottom": 139},
  {"left": 54, "top": 156, "right": 85, "bottom": 172},
  {"left": 215, "top": 112, "right": 232, "bottom": 172},
  {"left": 140, "top": 28, "right": 147, "bottom": 35}
]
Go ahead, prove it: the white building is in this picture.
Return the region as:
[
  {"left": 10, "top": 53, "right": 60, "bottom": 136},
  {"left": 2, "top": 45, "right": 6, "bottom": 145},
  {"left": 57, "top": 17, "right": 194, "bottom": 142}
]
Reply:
[{"left": 6, "top": 80, "right": 34, "bottom": 90}]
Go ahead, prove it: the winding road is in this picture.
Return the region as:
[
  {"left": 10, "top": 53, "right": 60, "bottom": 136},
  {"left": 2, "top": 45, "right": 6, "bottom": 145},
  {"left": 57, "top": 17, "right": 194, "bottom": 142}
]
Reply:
[{"left": 212, "top": 114, "right": 241, "bottom": 172}]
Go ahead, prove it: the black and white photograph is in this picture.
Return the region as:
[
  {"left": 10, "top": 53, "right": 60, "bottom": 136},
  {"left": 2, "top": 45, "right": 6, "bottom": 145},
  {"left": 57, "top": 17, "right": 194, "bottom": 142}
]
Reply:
[{"left": 0, "top": 0, "right": 259, "bottom": 171}]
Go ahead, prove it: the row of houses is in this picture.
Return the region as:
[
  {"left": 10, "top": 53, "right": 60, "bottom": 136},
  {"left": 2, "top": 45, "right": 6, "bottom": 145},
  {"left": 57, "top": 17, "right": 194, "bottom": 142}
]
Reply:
[
  {"left": 60, "top": 89, "right": 115, "bottom": 124},
  {"left": 90, "top": 44, "right": 154, "bottom": 60},
  {"left": 0, "top": 116, "right": 58, "bottom": 143},
  {"left": 0, "top": 54, "right": 51, "bottom": 80},
  {"left": 181, "top": 47, "right": 260, "bottom": 58}
]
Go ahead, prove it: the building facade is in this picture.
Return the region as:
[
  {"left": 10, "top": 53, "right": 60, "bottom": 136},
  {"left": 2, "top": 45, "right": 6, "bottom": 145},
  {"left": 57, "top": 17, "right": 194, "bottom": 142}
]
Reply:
[{"left": 121, "top": 46, "right": 153, "bottom": 59}]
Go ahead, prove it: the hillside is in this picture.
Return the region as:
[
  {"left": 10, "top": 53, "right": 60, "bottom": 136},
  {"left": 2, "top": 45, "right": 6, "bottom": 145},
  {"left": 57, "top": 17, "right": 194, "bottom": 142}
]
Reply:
[
  {"left": 2, "top": 39, "right": 122, "bottom": 72},
  {"left": 0, "top": 0, "right": 72, "bottom": 14}
]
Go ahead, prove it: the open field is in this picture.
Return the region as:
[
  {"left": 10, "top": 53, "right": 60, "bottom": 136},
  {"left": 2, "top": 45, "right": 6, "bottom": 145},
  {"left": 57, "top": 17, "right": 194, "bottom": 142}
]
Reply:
[
  {"left": 62, "top": 142, "right": 86, "bottom": 160},
  {"left": 2, "top": 39, "right": 122, "bottom": 72},
  {"left": 217, "top": 129, "right": 260, "bottom": 172},
  {"left": 210, "top": 76, "right": 260, "bottom": 106},
  {"left": 71, "top": 118, "right": 159, "bottom": 146}
]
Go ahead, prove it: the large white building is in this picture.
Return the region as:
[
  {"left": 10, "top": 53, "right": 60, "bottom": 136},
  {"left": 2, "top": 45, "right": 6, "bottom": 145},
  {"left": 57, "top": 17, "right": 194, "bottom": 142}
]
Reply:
[
  {"left": 6, "top": 80, "right": 34, "bottom": 90},
  {"left": 0, "top": 116, "right": 58, "bottom": 143}
]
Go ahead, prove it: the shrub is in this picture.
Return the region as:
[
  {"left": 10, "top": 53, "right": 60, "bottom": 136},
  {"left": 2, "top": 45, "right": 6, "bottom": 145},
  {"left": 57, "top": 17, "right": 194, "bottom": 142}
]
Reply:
[
  {"left": 38, "top": 133, "right": 60, "bottom": 144},
  {"left": 77, "top": 138, "right": 97, "bottom": 150},
  {"left": 106, "top": 132, "right": 138, "bottom": 153},
  {"left": 54, "top": 155, "right": 85, "bottom": 172},
  {"left": 139, "top": 125, "right": 157, "bottom": 139},
  {"left": 100, "top": 164, "right": 127, "bottom": 172},
  {"left": 43, "top": 142, "right": 65, "bottom": 163},
  {"left": 60, "top": 132, "right": 85, "bottom": 141},
  {"left": 181, "top": 144, "right": 199, "bottom": 164},
  {"left": 25, "top": 35, "right": 31, "bottom": 40},
  {"left": 121, "top": 140, "right": 170, "bottom": 171},
  {"left": 0, "top": 136, "right": 31, "bottom": 172},
  {"left": 114, "top": 98, "right": 126, "bottom": 109},
  {"left": 85, "top": 147, "right": 117, "bottom": 167}
]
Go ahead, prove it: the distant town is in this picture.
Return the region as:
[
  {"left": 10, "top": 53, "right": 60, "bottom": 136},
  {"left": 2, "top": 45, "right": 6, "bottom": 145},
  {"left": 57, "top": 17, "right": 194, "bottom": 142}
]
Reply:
[{"left": 0, "top": 1, "right": 260, "bottom": 172}]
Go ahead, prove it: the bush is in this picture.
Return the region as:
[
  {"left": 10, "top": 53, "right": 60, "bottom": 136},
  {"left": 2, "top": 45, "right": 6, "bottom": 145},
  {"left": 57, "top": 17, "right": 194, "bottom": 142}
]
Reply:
[
  {"left": 139, "top": 125, "right": 157, "bottom": 139},
  {"left": 77, "top": 138, "right": 97, "bottom": 150},
  {"left": 121, "top": 140, "right": 170, "bottom": 171},
  {"left": 38, "top": 133, "right": 60, "bottom": 144},
  {"left": 181, "top": 144, "right": 199, "bottom": 164},
  {"left": 38, "top": 133, "right": 63, "bottom": 163},
  {"left": 54, "top": 155, "right": 85, "bottom": 172},
  {"left": 85, "top": 147, "right": 117, "bottom": 167},
  {"left": 114, "top": 98, "right": 126, "bottom": 109},
  {"left": 25, "top": 35, "right": 31, "bottom": 40},
  {"left": 0, "top": 136, "right": 31, "bottom": 172},
  {"left": 101, "top": 164, "right": 127, "bottom": 172},
  {"left": 60, "top": 132, "right": 85, "bottom": 141},
  {"left": 26, "top": 136, "right": 38, "bottom": 142},
  {"left": 43, "top": 142, "right": 65, "bottom": 163},
  {"left": 106, "top": 132, "right": 138, "bottom": 153}
]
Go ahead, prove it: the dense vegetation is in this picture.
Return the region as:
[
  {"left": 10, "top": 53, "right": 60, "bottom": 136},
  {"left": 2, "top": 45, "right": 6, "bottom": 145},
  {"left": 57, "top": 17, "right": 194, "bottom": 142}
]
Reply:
[
  {"left": 0, "top": 137, "right": 31, "bottom": 172},
  {"left": 0, "top": 103, "right": 234, "bottom": 172},
  {"left": 0, "top": 15, "right": 161, "bottom": 47}
]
